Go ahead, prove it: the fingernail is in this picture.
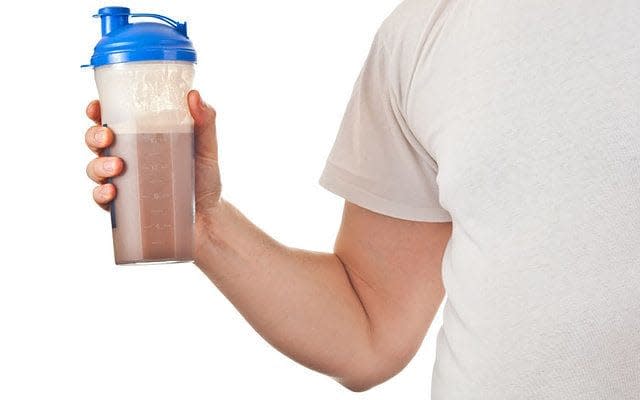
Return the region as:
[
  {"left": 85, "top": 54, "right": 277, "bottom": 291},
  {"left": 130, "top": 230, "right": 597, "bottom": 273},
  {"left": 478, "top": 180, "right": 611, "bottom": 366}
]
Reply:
[
  {"left": 94, "top": 129, "right": 105, "bottom": 144},
  {"left": 103, "top": 160, "right": 114, "bottom": 173}
]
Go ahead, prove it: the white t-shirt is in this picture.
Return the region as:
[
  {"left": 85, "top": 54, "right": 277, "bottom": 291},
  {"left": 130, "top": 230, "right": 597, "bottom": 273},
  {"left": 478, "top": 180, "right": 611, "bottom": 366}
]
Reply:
[{"left": 319, "top": 0, "right": 640, "bottom": 398}]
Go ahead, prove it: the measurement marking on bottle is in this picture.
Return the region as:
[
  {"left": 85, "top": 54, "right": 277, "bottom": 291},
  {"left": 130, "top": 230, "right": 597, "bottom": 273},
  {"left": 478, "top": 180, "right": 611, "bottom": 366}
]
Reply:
[
  {"left": 143, "top": 163, "right": 166, "bottom": 170},
  {"left": 141, "top": 193, "right": 170, "bottom": 200},
  {"left": 142, "top": 136, "right": 167, "bottom": 145},
  {"left": 143, "top": 223, "right": 174, "bottom": 230}
]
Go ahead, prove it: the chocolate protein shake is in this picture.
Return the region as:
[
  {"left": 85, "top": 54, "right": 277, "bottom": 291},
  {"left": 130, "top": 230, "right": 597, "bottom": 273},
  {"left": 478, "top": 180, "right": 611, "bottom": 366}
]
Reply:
[{"left": 108, "top": 131, "right": 194, "bottom": 264}]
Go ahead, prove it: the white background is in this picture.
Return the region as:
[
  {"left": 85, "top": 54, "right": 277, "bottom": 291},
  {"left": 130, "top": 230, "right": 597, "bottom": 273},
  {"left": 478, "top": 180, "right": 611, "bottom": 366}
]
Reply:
[{"left": 0, "top": 1, "right": 444, "bottom": 398}]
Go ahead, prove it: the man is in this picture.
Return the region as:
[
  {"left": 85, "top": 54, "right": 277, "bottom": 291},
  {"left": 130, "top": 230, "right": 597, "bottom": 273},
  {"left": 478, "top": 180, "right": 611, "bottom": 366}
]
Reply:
[{"left": 84, "top": 0, "right": 640, "bottom": 398}]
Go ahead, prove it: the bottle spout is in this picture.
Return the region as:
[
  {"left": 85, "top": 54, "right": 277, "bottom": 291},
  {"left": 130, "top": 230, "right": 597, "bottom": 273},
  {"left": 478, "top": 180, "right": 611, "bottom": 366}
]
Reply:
[{"left": 95, "top": 6, "right": 131, "bottom": 36}]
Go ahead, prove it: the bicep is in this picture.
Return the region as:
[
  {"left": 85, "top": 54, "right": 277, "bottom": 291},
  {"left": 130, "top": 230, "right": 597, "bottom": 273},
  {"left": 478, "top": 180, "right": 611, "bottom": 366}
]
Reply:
[{"left": 334, "top": 201, "right": 451, "bottom": 378}]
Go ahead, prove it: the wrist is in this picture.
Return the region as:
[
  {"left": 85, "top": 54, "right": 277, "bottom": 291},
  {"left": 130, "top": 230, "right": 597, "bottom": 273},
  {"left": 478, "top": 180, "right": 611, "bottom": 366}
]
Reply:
[{"left": 194, "top": 197, "right": 229, "bottom": 265}]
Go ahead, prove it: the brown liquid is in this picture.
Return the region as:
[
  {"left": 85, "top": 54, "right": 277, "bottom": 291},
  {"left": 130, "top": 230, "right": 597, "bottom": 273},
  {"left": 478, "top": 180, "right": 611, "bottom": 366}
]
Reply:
[{"left": 108, "top": 132, "right": 194, "bottom": 264}]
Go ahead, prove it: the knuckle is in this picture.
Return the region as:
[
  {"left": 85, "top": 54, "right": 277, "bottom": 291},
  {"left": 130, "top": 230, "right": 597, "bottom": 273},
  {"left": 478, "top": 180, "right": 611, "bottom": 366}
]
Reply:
[
  {"left": 86, "top": 160, "right": 95, "bottom": 180},
  {"left": 87, "top": 158, "right": 103, "bottom": 181},
  {"left": 94, "top": 195, "right": 106, "bottom": 206},
  {"left": 92, "top": 186, "right": 101, "bottom": 200},
  {"left": 85, "top": 126, "right": 97, "bottom": 146},
  {"left": 93, "top": 185, "right": 113, "bottom": 204},
  {"left": 85, "top": 126, "right": 112, "bottom": 149}
]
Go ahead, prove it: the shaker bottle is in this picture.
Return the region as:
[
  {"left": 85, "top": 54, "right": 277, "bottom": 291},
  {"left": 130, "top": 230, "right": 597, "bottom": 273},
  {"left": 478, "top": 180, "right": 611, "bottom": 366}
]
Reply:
[{"left": 85, "top": 7, "right": 197, "bottom": 265}]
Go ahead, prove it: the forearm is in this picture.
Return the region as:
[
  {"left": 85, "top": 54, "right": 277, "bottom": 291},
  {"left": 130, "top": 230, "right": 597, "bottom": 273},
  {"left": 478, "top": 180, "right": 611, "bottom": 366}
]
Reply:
[{"left": 194, "top": 199, "right": 374, "bottom": 385}]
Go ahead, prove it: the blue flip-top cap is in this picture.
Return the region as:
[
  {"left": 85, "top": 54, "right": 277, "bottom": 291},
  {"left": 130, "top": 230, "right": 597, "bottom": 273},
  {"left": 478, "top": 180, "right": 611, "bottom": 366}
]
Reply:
[{"left": 85, "top": 6, "right": 197, "bottom": 68}]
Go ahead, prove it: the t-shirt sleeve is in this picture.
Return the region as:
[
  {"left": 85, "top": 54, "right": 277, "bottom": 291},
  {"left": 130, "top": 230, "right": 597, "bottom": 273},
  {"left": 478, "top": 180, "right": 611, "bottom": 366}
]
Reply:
[{"left": 319, "top": 30, "right": 452, "bottom": 222}]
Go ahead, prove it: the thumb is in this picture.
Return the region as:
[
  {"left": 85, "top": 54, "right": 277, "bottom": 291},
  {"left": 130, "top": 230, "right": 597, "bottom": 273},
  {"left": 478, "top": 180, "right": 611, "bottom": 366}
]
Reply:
[
  {"left": 188, "top": 90, "right": 218, "bottom": 161},
  {"left": 187, "top": 90, "right": 221, "bottom": 213}
]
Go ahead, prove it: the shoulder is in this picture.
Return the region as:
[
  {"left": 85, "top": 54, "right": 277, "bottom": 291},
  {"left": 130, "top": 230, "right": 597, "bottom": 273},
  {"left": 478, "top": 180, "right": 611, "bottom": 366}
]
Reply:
[
  {"left": 370, "top": 0, "right": 455, "bottom": 103},
  {"left": 375, "top": 0, "right": 449, "bottom": 48}
]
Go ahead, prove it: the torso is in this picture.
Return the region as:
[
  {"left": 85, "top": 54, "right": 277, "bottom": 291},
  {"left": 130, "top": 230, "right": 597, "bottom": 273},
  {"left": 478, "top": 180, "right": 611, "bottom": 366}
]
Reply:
[{"left": 386, "top": 1, "right": 640, "bottom": 398}]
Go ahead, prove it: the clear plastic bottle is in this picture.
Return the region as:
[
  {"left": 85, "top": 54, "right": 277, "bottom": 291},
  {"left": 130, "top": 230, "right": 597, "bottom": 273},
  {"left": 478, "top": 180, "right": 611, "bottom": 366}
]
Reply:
[{"left": 86, "top": 7, "right": 197, "bottom": 265}]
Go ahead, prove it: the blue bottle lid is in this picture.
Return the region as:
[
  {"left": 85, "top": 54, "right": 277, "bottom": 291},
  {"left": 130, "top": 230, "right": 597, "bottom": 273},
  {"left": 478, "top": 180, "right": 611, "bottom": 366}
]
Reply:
[{"left": 85, "top": 6, "right": 197, "bottom": 68}]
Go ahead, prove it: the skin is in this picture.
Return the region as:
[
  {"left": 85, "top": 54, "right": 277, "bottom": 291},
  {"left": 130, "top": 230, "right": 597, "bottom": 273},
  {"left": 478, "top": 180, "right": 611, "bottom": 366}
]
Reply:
[{"left": 84, "top": 90, "right": 452, "bottom": 391}]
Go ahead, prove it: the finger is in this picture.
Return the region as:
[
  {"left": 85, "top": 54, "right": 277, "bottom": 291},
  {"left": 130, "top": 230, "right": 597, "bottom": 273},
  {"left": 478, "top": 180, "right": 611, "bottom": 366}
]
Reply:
[
  {"left": 93, "top": 184, "right": 116, "bottom": 210},
  {"left": 86, "top": 100, "right": 102, "bottom": 125},
  {"left": 188, "top": 90, "right": 218, "bottom": 160},
  {"left": 86, "top": 157, "right": 124, "bottom": 184},
  {"left": 85, "top": 126, "right": 114, "bottom": 154}
]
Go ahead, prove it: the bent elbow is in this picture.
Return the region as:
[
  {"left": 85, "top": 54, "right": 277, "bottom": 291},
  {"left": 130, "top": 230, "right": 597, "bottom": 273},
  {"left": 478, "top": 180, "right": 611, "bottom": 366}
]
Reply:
[
  {"left": 334, "top": 343, "right": 419, "bottom": 392},
  {"left": 336, "top": 376, "right": 377, "bottom": 393},
  {"left": 334, "top": 363, "right": 400, "bottom": 393}
]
